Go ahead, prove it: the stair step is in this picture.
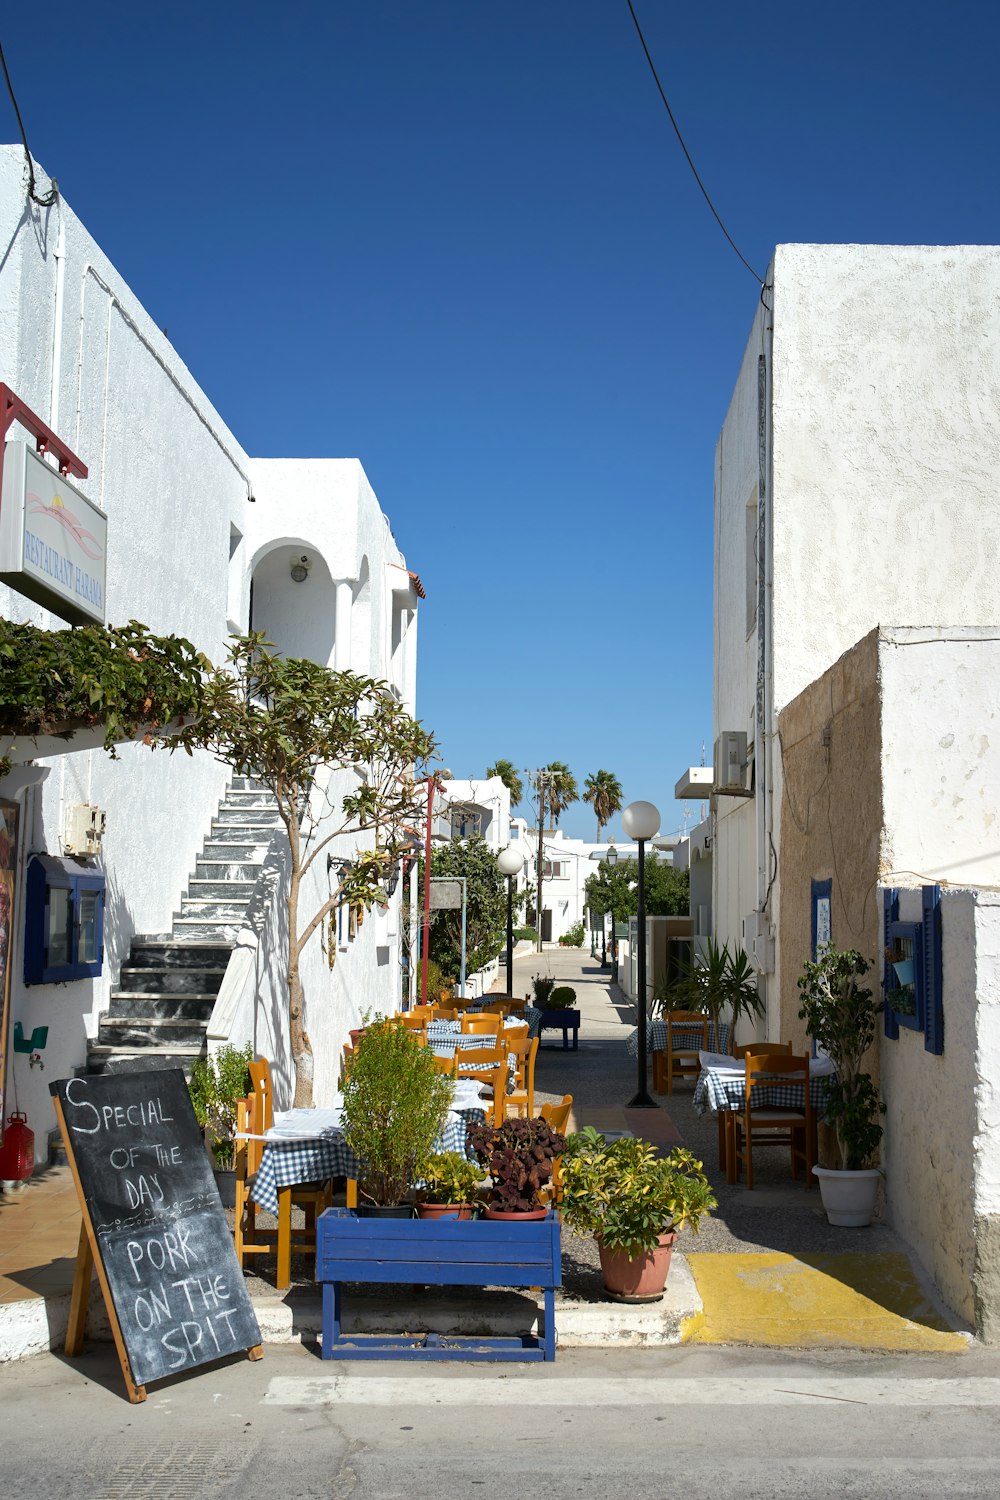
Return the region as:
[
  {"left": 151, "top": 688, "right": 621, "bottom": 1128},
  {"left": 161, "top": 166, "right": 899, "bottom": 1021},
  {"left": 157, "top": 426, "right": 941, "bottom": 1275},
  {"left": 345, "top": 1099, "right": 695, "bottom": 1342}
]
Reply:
[
  {"left": 99, "top": 1016, "right": 208, "bottom": 1047},
  {"left": 223, "top": 789, "right": 278, "bottom": 805},
  {"left": 186, "top": 880, "right": 258, "bottom": 900},
  {"left": 107, "top": 994, "right": 217, "bottom": 1021},
  {"left": 171, "top": 919, "right": 242, "bottom": 941},
  {"left": 213, "top": 809, "right": 282, "bottom": 827},
  {"left": 176, "top": 902, "right": 250, "bottom": 923},
  {"left": 200, "top": 840, "right": 271, "bottom": 861},
  {"left": 231, "top": 776, "right": 270, "bottom": 792},
  {"left": 86, "top": 1044, "right": 204, "bottom": 1076},
  {"left": 116, "top": 965, "right": 227, "bottom": 995},
  {"left": 127, "top": 941, "right": 232, "bottom": 968}
]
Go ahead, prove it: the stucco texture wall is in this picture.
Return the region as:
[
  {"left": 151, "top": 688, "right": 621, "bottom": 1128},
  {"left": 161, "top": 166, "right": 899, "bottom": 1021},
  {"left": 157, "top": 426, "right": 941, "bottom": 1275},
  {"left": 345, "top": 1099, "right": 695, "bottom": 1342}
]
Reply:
[
  {"left": 770, "top": 243, "right": 1000, "bottom": 715},
  {"left": 776, "top": 630, "right": 883, "bottom": 1052}
]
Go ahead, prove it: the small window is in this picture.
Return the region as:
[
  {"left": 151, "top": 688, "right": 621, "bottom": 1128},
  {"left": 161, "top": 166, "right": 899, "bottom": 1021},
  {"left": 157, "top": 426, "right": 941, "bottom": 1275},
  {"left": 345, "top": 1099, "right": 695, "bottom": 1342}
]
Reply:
[{"left": 24, "top": 855, "right": 105, "bottom": 984}]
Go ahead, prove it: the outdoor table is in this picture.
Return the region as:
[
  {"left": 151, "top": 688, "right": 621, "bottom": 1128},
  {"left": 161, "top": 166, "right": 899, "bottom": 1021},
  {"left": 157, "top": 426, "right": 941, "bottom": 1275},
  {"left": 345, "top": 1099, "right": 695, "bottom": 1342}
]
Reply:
[
  {"left": 249, "top": 1094, "right": 486, "bottom": 1218},
  {"left": 625, "top": 1019, "right": 731, "bottom": 1057},
  {"left": 692, "top": 1051, "right": 836, "bottom": 1184},
  {"left": 426, "top": 1022, "right": 520, "bottom": 1078}
]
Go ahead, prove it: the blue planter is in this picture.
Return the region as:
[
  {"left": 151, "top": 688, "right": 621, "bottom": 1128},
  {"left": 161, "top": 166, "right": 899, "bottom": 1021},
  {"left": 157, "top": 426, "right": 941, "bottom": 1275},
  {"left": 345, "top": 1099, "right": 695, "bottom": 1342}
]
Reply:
[{"left": 316, "top": 1207, "right": 561, "bottom": 1361}]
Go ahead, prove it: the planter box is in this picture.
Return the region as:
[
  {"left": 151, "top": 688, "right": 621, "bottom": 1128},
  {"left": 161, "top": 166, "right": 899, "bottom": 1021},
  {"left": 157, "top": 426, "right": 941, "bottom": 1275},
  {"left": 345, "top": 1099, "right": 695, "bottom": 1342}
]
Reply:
[
  {"left": 536, "top": 1009, "right": 580, "bottom": 1049},
  {"left": 316, "top": 1208, "right": 561, "bottom": 1361}
]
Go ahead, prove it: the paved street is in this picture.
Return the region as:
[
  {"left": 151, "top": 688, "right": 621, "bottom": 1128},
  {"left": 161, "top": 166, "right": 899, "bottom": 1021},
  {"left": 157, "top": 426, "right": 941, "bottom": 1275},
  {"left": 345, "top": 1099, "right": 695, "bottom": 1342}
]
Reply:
[{"left": 4, "top": 1341, "right": 1000, "bottom": 1498}]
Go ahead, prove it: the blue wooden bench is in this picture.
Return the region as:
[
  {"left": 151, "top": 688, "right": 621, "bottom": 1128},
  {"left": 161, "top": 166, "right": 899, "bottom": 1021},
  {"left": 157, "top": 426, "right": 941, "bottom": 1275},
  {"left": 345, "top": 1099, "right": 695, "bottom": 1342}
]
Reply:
[
  {"left": 537, "top": 1009, "right": 580, "bottom": 1050},
  {"left": 316, "top": 1209, "right": 561, "bottom": 1361}
]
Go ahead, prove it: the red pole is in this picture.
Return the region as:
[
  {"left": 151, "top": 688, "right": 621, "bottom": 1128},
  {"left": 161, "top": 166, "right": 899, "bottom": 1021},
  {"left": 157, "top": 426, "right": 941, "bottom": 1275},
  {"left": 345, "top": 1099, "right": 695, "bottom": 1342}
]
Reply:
[{"left": 420, "top": 775, "right": 435, "bottom": 1006}]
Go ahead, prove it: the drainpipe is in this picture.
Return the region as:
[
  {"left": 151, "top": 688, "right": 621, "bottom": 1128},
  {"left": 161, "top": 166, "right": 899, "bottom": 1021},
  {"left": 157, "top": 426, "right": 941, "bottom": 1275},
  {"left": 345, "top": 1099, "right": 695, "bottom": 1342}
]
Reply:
[{"left": 50, "top": 215, "right": 65, "bottom": 432}]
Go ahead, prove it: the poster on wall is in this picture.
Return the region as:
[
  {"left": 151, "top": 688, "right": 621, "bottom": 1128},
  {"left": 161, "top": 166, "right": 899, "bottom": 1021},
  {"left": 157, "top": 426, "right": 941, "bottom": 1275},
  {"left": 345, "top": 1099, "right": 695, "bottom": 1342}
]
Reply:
[{"left": 0, "top": 798, "right": 19, "bottom": 1142}]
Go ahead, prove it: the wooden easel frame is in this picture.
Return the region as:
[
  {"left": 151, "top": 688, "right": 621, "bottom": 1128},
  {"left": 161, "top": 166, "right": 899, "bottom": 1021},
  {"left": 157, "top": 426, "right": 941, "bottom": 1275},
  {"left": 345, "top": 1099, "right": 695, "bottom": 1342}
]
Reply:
[{"left": 54, "top": 1095, "right": 263, "bottom": 1405}]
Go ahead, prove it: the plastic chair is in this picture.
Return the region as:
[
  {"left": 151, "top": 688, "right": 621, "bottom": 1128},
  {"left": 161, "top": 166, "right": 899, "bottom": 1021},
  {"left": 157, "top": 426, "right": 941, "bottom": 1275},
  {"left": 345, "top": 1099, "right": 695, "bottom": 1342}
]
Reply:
[
  {"left": 733, "top": 1052, "right": 815, "bottom": 1190},
  {"left": 505, "top": 1036, "right": 539, "bottom": 1119},
  {"left": 653, "top": 1011, "right": 708, "bottom": 1094}
]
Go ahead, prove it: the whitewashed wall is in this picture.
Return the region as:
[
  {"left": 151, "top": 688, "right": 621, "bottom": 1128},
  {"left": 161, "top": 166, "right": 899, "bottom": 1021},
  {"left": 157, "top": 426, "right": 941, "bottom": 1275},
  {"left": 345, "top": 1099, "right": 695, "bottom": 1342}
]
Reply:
[
  {"left": 879, "top": 629, "right": 1000, "bottom": 888},
  {"left": 0, "top": 149, "right": 421, "bottom": 1144}
]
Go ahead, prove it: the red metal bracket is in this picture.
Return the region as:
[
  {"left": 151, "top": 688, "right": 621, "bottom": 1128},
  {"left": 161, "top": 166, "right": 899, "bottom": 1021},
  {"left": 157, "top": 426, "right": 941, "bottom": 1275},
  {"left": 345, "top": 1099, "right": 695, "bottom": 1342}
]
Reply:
[{"left": 1, "top": 383, "right": 88, "bottom": 480}]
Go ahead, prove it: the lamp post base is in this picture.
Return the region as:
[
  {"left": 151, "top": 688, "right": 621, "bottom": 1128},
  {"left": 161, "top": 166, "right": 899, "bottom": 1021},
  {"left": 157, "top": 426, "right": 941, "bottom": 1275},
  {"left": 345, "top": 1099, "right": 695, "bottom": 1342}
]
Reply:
[{"left": 626, "top": 1090, "right": 660, "bottom": 1110}]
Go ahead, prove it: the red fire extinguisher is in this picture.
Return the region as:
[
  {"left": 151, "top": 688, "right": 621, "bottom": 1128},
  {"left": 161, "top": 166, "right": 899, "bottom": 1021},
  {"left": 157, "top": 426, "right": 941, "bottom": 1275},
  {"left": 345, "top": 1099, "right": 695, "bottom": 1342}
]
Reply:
[{"left": 0, "top": 1112, "right": 34, "bottom": 1182}]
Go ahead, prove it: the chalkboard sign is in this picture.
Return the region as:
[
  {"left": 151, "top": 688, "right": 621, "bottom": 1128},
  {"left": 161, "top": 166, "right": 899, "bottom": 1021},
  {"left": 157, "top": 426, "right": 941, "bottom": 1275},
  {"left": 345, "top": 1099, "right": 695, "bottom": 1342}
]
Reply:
[{"left": 51, "top": 1069, "right": 261, "bottom": 1401}]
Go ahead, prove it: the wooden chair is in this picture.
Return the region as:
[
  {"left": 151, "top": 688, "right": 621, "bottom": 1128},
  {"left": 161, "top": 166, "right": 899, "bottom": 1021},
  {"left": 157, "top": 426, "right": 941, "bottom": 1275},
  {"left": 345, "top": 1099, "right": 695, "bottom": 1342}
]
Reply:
[
  {"left": 436, "top": 1005, "right": 460, "bottom": 1022},
  {"left": 540, "top": 1095, "right": 574, "bottom": 1208},
  {"left": 340, "top": 1042, "right": 355, "bottom": 1086},
  {"left": 431, "top": 1052, "right": 458, "bottom": 1078},
  {"left": 733, "top": 1052, "right": 814, "bottom": 1191},
  {"left": 399, "top": 1014, "right": 429, "bottom": 1037},
  {"left": 653, "top": 1011, "right": 708, "bottom": 1094},
  {"left": 718, "top": 1042, "right": 791, "bottom": 1169},
  {"left": 505, "top": 1021, "right": 529, "bottom": 1045},
  {"left": 408, "top": 1003, "right": 439, "bottom": 1023},
  {"left": 233, "top": 1087, "right": 333, "bottom": 1288},
  {"left": 455, "top": 1044, "right": 509, "bottom": 1127},
  {"left": 505, "top": 1036, "right": 540, "bottom": 1119},
  {"left": 461, "top": 1013, "right": 502, "bottom": 1035}
]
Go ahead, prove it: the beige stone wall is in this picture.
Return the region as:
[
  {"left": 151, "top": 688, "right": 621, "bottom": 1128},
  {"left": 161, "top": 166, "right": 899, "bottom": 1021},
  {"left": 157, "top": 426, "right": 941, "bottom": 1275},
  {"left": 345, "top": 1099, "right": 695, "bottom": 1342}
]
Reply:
[{"left": 775, "top": 630, "right": 883, "bottom": 1069}]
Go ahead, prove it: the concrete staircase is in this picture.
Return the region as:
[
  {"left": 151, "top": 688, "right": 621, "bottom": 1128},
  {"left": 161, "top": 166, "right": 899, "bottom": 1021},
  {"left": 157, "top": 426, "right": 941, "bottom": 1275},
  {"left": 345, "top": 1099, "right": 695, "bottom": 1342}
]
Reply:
[{"left": 87, "top": 778, "right": 281, "bottom": 1075}]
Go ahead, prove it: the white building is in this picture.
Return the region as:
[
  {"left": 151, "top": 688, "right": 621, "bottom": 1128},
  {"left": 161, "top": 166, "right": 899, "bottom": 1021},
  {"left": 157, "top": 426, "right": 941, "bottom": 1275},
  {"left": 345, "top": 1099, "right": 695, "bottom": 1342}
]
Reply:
[
  {"left": 712, "top": 243, "right": 1000, "bottom": 1336},
  {"left": 0, "top": 146, "right": 421, "bottom": 1158},
  {"left": 436, "top": 776, "right": 510, "bottom": 851}
]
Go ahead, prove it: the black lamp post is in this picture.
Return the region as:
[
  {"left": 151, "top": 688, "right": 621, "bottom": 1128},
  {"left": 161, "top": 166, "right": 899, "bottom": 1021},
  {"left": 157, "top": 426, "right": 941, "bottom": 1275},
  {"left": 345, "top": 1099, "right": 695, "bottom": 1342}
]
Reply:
[
  {"left": 498, "top": 844, "right": 525, "bottom": 993},
  {"left": 602, "top": 842, "right": 618, "bottom": 969},
  {"left": 622, "top": 801, "right": 660, "bottom": 1109}
]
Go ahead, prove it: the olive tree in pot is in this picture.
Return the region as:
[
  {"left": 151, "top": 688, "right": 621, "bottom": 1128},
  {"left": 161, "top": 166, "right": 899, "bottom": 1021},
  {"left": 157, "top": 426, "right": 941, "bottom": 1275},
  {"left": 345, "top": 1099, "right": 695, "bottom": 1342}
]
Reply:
[
  {"left": 468, "top": 1116, "right": 566, "bottom": 1220},
  {"left": 797, "top": 945, "right": 885, "bottom": 1226},
  {"left": 340, "top": 1020, "right": 454, "bottom": 1216},
  {"left": 559, "top": 1129, "right": 716, "bottom": 1301},
  {"left": 187, "top": 1043, "right": 253, "bottom": 1207}
]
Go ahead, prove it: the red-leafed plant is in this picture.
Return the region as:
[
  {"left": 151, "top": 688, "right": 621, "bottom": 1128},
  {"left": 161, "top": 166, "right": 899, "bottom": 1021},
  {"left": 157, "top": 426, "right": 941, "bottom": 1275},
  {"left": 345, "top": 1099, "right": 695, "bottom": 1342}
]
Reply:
[{"left": 468, "top": 1116, "right": 566, "bottom": 1212}]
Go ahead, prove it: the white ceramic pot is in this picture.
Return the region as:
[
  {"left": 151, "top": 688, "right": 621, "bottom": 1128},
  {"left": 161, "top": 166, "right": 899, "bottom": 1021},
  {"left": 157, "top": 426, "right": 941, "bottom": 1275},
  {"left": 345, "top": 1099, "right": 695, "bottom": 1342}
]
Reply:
[{"left": 812, "top": 1165, "right": 880, "bottom": 1227}]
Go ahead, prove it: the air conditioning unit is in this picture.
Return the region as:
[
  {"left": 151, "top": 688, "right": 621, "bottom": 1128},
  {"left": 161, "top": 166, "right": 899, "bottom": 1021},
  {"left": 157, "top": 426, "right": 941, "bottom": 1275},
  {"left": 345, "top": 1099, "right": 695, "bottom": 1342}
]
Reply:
[
  {"left": 714, "top": 731, "right": 749, "bottom": 795},
  {"left": 742, "top": 910, "right": 775, "bottom": 974},
  {"left": 64, "top": 804, "right": 106, "bottom": 857}
]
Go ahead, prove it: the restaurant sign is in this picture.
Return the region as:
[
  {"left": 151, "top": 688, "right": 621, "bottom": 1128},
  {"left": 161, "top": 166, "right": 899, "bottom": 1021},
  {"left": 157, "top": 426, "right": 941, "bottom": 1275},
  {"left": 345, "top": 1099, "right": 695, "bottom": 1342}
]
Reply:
[{"left": 0, "top": 440, "right": 107, "bottom": 625}]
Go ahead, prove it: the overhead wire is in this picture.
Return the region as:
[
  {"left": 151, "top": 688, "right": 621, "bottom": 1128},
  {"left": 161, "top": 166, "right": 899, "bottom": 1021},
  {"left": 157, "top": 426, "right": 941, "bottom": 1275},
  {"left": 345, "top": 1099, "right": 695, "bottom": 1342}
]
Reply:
[
  {"left": 624, "top": 0, "right": 763, "bottom": 285},
  {"left": 0, "top": 37, "right": 58, "bottom": 208}
]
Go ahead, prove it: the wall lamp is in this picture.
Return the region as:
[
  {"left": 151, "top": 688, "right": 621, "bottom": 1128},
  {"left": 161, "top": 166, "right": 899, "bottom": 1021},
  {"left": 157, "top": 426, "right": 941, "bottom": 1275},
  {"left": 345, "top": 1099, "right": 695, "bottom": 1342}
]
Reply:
[{"left": 290, "top": 554, "right": 311, "bottom": 583}]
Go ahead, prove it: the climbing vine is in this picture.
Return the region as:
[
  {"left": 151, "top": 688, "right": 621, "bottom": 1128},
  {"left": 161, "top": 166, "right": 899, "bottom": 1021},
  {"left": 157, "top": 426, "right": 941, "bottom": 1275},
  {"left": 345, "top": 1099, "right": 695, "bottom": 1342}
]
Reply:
[{"left": 0, "top": 618, "right": 208, "bottom": 775}]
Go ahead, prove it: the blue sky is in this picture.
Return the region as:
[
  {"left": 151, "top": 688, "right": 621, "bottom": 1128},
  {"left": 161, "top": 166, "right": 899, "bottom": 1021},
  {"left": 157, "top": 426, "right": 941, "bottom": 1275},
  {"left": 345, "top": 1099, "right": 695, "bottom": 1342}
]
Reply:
[{"left": 4, "top": 2, "right": 999, "bottom": 839}]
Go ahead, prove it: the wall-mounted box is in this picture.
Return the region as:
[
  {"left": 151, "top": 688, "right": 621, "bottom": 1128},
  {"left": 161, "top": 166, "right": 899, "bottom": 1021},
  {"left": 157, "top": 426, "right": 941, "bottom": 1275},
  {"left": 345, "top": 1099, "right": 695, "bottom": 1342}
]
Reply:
[
  {"left": 64, "top": 804, "right": 106, "bottom": 857},
  {"left": 24, "top": 855, "right": 105, "bottom": 984}
]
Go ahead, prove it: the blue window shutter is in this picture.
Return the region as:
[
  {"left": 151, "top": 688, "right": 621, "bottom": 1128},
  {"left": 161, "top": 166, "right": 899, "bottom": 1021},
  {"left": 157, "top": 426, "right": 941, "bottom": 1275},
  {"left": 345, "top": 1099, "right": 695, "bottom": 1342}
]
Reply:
[
  {"left": 884, "top": 887, "right": 900, "bottom": 1040},
  {"left": 922, "top": 884, "right": 944, "bottom": 1055}
]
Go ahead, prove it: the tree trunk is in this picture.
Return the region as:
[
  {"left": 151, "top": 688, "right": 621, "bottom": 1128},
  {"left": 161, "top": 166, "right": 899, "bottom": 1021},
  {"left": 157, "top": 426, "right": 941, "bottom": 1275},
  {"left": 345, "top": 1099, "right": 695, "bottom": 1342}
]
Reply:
[{"left": 286, "top": 843, "right": 314, "bottom": 1107}]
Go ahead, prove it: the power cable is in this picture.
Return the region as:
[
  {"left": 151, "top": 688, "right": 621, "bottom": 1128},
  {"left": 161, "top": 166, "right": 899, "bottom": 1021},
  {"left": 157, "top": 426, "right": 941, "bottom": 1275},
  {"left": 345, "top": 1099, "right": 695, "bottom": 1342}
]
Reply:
[
  {"left": 0, "top": 37, "right": 58, "bottom": 208},
  {"left": 624, "top": 0, "right": 763, "bottom": 285}
]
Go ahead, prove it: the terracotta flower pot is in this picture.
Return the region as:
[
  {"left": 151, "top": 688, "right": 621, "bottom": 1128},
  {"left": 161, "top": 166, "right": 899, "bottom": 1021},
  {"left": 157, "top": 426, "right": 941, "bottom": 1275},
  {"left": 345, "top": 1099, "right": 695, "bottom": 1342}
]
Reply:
[
  {"left": 416, "top": 1202, "right": 475, "bottom": 1220},
  {"left": 483, "top": 1207, "right": 548, "bottom": 1222},
  {"left": 597, "top": 1231, "right": 677, "bottom": 1301}
]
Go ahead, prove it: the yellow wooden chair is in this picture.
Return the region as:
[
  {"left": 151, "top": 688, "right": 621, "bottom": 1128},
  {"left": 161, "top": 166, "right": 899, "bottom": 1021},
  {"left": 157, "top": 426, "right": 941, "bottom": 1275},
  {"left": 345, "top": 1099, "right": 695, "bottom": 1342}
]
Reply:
[
  {"left": 455, "top": 1044, "right": 509, "bottom": 1127},
  {"left": 505, "top": 1036, "right": 539, "bottom": 1119},
  {"left": 431, "top": 1052, "right": 458, "bottom": 1078},
  {"left": 436, "top": 1005, "right": 460, "bottom": 1022},
  {"left": 733, "top": 1052, "right": 814, "bottom": 1190},
  {"left": 539, "top": 1094, "right": 574, "bottom": 1209},
  {"left": 720, "top": 1042, "right": 791, "bottom": 1169},
  {"left": 461, "top": 1013, "right": 502, "bottom": 1035},
  {"left": 233, "top": 1085, "right": 332, "bottom": 1288}
]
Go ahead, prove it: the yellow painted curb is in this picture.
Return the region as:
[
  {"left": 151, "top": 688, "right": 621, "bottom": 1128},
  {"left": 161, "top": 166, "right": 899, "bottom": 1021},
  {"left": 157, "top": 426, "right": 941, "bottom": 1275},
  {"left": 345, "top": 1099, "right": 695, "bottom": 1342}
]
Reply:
[{"left": 684, "top": 1252, "right": 967, "bottom": 1353}]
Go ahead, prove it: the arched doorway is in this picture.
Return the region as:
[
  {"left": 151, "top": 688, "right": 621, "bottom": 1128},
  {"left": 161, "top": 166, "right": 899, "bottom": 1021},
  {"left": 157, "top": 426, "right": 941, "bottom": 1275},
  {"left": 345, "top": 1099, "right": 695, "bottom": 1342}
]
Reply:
[{"left": 249, "top": 543, "right": 336, "bottom": 666}]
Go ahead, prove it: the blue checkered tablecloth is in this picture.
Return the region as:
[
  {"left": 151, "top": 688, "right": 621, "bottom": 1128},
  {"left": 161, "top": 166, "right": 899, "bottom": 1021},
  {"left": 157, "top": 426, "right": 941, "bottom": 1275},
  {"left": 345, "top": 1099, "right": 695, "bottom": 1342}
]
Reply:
[
  {"left": 250, "top": 1111, "right": 483, "bottom": 1216},
  {"left": 426, "top": 1023, "right": 519, "bottom": 1079},
  {"left": 625, "top": 1019, "right": 731, "bottom": 1056},
  {"left": 691, "top": 1062, "right": 834, "bottom": 1117}
]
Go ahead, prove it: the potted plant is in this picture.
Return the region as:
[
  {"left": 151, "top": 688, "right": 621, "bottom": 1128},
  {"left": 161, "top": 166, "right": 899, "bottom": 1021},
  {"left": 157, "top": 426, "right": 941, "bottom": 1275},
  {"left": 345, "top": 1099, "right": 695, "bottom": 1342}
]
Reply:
[
  {"left": 531, "top": 975, "right": 556, "bottom": 1007},
  {"left": 797, "top": 944, "right": 885, "bottom": 1226},
  {"left": 544, "top": 985, "right": 577, "bottom": 1010},
  {"left": 340, "top": 1019, "right": 454, "bottom": 1215},
  {"left": 468, "top": 1116, "right": 566, "bottom": 1220},
  {"left": 416, "top": 1151, "right": 484, "bottom": 1220},
  {"left": 560, "top": 1129, "right": 717, "bottom": 1301},
  {"left": 656, "top": 940, "right": 763, "bottom": 1051},
  {"left": 187, "top": 1042, "right": 253, "bottom": 1206}
]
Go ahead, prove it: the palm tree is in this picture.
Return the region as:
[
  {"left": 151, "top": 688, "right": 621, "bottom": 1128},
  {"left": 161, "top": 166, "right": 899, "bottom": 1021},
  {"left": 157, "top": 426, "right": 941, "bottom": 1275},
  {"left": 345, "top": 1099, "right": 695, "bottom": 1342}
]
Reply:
[
  {"left": 542, "top": 762, "right": 578, "bottom": 829},
  {"left": 486, "top": 759, "right": 523, "bottom": 807},
  {"left": 583, "top": 769, "right": 623, "bottom": 842}
]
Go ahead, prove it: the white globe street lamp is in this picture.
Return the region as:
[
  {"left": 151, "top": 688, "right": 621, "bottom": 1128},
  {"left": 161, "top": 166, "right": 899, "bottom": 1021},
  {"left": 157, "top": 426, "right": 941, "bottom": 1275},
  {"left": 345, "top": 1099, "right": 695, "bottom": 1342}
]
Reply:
[{"left": 622, "top": 800, "right": 661, "bottom": 1108}]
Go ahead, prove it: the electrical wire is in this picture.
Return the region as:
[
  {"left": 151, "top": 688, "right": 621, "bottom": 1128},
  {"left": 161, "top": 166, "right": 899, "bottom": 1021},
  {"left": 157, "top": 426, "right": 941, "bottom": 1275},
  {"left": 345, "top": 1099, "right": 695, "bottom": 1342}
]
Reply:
[
  {"left": 0, "top": 37, "right": 58, "bottom": 208},
  {"left": 624, "top": 0, "right": 763, "bottom": 285}
]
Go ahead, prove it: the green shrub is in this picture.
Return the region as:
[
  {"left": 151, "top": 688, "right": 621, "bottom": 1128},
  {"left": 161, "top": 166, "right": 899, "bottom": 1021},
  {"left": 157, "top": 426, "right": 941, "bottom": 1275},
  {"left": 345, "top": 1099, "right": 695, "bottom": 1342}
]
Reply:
[
  {"left": 514, "top": 926, "right": 538, "bottom": 942},
  {"left": 341, "top": 1020, "right": 454, "bottom": 1205},
  {"left": 560, "top": 1130, "right": 716, "bottom": 1257},
  {"left": 532, "top": 975, "right": 556, "bottom": 1005},
  {"left": 187, "top": 1043, "right": 253, "bottom": 1169},
  {"left": 418, "top": 1151, "right": 484, "bottom": 1207},
  {"left": 546, "top": 986, "right": 577, "bottom": 1010},
  {"left": 559, "top": 920, "right": 585, "bottom": 947}
]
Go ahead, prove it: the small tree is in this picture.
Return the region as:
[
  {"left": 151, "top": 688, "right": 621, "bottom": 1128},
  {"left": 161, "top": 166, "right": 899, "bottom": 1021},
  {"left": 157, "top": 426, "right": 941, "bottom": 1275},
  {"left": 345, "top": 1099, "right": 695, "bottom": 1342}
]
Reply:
[
  {"left": 485, "top": 759, "right": 524, "bottom": 808},
  {"left": 172, "top": 634, "right": 435, "bottom": 1106}
]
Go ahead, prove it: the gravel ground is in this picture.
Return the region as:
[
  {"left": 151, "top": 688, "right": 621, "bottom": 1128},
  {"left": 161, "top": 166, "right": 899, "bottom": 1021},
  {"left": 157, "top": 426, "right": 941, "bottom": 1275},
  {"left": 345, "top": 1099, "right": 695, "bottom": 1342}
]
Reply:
[{"left": 241, "top": 946, "right": 904, "bottom": 1305}]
